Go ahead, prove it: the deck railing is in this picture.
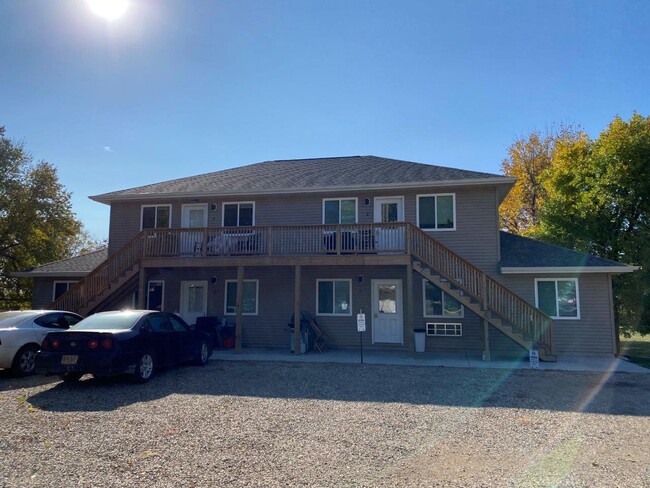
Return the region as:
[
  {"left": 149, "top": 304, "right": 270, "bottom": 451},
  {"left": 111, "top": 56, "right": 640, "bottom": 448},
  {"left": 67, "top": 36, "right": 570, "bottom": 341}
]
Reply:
[{"left": 141, "top": 223, "right": 407, "bottom": 257}]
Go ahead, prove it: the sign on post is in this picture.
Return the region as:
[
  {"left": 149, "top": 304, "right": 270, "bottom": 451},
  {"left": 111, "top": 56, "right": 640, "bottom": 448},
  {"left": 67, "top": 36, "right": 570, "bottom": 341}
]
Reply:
[
  {"left": 529, "top": 349, "right": 540, "bottom": 369},
  {"left": 357, "top": 313, "right": 366, "bottom": 332}
]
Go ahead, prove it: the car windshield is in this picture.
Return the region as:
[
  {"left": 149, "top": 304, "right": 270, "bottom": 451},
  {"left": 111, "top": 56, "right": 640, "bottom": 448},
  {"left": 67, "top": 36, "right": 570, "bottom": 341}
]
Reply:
[
  {"left": 73, "top": 312, "right": 146, "bottom": 330},
  {"left": 0, "top": 311, "right": 36, "bottom": 328}
]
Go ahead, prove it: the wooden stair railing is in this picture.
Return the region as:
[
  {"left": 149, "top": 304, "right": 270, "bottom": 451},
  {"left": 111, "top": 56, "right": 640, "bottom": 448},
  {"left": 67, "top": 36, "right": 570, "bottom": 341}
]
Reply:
[
  {"left": 407, "top": 224, "right": 554, "bottom": 360},
  {"left": 48, "top": 230, "right": 147, "bottom": 314}
]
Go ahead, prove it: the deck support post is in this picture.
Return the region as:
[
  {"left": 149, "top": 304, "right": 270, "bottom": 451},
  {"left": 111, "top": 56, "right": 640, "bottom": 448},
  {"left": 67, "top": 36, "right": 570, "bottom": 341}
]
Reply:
[
  {"left": 293, "top": 265, "right": 302, "bottom": 355},
  {"left": 235, "top": 266, "right": 244, "bottom": 352},
  {"left": 138, "top": 266, "right": 146, "bottom": 309},
  {"left": 483, "top": 319, "right": 491, "bottom": 361},
  {"left": 406, "top": 263, "right": 414, "bottom": 353}
]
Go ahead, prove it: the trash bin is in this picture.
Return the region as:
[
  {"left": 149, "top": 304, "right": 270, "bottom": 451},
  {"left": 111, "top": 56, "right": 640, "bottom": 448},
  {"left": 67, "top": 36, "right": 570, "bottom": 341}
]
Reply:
[{"left": 414, "top": 328, "right": 426, "bottom": 353}]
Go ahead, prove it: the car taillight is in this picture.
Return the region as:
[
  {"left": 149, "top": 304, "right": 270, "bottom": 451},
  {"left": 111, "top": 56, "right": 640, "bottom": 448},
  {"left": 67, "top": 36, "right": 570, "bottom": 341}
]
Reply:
[
  {"left": 101, "top": 338, "right": 113, "bottom": 350},
  {"left": 51, "top": 338, "right": 60, "bottom": 349},
  {"left": 88, "top": 339, "right": 99, "bottom": 349},
  {"left": 41, "top": 338, "right": 49, "bottom": 350}
]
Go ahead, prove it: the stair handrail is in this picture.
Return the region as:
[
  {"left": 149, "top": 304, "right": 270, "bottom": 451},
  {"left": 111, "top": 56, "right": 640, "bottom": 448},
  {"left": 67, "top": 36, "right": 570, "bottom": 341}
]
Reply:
[
  {"left": 48, "top": 230, "right": 147, "bottom": 313},
  {"left": 407, "top": 224, "right": 553, "bottom": 353}
]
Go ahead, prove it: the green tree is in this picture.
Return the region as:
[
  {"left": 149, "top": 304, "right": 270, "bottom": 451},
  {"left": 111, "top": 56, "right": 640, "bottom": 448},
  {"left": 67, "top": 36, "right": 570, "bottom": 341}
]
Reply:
[
  {"left": 499, "top": 126, "right": 583, "bottom": 235},
  {"left": 538, "top": 113, "right": 650, "bottom": 336},
  {"left": 0, "top": 127, "right": 100, "bottom": 309}
]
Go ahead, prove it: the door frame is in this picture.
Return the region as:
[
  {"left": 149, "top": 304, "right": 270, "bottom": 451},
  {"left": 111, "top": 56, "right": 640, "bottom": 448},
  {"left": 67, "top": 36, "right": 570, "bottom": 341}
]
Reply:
[
  {"left": 373, "top": 196, "right": 405, "bottom": 223},
  {"left": 371, "top": 279, "right": 404, "bottom": 344},
  {"left": 179, "top": 280, "right": 208, "bottom": 325}
]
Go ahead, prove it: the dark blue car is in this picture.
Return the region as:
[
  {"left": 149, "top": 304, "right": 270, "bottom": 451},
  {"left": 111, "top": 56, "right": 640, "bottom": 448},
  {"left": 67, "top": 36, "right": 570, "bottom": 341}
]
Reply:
[{"left": 35, "top": 310, "right": 212, "bottom": 383}]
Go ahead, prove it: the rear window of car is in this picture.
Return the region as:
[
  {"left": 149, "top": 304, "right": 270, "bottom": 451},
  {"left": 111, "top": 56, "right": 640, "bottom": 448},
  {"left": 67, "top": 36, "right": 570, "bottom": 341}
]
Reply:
[{"left": 74, "top": 312, "right": 146, "bottom": 330}]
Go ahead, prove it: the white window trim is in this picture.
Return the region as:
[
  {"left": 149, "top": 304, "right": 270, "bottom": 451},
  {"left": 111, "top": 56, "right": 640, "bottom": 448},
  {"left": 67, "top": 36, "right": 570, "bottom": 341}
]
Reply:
[
  {"left": 316, "top": 279, "right": 353, "bottom": 316},
  {"left": 224, "top": 279, "right": 259, "bottom": 315},
  {"left": 146, "top": 280, "right": 165, "bottom": 311},
  {"left": 416, "top": 193, "right": 456, "bottom": 231},
  {"left": 322, "top": 198, "right": 359, "bottom": 224},
  {"left": 222, "top": 201, "right": 255, "bottom": 227},
  {"left": 52, "top": 281, "right": 77, "bottom": 301},
  {"left": 422, "top": 279, "right": 464, "bottom": 318},
  {"left": 140, "top": 204, "right": 172, "bottom": 230},
  {"left": 534, "top": 278, "right": 581, "bottom": 320},
  {"left": 426, "top": 322, "right": 463, "bottom": 336},
  {"left": 181, "top": 203, "right": 208, "bottom": 228}
]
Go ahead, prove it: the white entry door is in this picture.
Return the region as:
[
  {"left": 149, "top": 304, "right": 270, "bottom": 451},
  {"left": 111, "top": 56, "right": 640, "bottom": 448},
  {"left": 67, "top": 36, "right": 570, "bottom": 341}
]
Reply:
[
  {"left": 181, "top": 204, "right": 208, "bottom": 255},
  {"left": 373, "top": 197, "right": 405, "bottom": 251},
  {"left": 180, "top": 280, "right": 208, "bottom": 325},
  {"left": 372, "top": 279, "right": 403, "bottom": 344}
]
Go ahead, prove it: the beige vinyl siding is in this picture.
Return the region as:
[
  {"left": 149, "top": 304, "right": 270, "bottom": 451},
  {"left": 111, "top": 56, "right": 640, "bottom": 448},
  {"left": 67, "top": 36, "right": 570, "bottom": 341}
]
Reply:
[
  {"left": 31, "top": 278, "right": 57, "bottom": 309},
  {"left": 500, "top": 273, "right": 616, "bottom": 356}
]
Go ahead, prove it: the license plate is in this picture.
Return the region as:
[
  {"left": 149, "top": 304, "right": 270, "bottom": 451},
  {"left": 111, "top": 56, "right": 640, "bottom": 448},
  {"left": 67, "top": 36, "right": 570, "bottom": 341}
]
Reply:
[{"left": 61, "top": 355, "right": 78, "bottom": 365}]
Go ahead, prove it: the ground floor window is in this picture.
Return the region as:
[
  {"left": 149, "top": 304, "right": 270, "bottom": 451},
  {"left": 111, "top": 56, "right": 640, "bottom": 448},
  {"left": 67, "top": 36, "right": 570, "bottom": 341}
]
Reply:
[
  {"left": 426, "top": 323, "right": 462, "bottom": 336},
  {"left": 147, "top": 280, "right": 164, "bottom": 311},
  {"left": 52, "top": 281, "right": 77, "bottom": 301},
  {"left": 317, "top": 279, "right": 351, "bottom": 315},
  {"left": 423, "top": 280, "right": 463, "bottom": 317},
  {"left": 535, "top": 278, "right": 580, "bottom": 319},
  {"left": 225, "top": 280, "right": 259, "bottom": 315}
]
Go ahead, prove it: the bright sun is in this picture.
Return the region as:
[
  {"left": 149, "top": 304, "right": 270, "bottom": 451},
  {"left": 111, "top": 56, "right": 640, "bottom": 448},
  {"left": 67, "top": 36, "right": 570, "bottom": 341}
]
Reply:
[{"left": 86, "top": 0, "right": 129, "bottom": 20}]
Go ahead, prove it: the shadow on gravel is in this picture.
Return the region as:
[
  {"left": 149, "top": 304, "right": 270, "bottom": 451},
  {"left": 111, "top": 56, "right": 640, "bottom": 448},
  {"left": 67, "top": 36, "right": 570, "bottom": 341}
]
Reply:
[
  {"left": 24, "top": 361, "right": 650, "bottom": 416},
  {"left": 0, "top": 369, "right": 59, "bottom": 391}
]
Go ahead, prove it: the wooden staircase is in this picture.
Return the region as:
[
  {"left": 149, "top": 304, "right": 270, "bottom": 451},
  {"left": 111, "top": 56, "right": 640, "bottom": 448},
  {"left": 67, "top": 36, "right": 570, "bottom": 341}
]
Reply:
[
  {"left": 48, "top": 231, "right": 146, "bottom": 315},
  {"left": 408, "top": 225, "right": 555, "bottom": 361}
]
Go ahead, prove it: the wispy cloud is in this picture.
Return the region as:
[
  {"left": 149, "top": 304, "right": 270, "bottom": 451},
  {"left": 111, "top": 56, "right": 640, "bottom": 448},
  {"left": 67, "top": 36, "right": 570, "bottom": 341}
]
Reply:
[{"left": 103, "top": 146, "right": 114, "bottom": 153}]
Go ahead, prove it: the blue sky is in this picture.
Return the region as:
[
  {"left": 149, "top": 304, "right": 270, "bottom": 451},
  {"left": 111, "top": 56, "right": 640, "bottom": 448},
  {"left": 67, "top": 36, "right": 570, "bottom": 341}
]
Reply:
[{"left": 1, "top": 0, "right": 649, "bottom": 240}]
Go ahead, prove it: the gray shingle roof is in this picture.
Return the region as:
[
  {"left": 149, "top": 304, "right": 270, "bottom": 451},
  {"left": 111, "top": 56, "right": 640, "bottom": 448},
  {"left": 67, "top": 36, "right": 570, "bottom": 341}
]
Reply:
[
  {"left": 500, "top": 232, "right": 632, "bottom": 270},
  {"left": 91, "top": 155, "right": 512, "bottom": 203},
  {"left": 13, "top": 248, "right": 108, "bottom": 277}
]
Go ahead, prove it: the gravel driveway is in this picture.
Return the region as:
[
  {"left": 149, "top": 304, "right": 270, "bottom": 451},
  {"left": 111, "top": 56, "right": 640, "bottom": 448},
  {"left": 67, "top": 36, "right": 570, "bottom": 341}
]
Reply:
[{"left": 1, "top": 361, "right": 649, "bottom": 487}]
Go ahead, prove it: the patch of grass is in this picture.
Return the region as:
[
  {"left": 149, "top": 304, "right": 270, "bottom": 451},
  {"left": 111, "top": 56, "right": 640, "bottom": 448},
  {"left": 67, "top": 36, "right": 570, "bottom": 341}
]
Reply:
[{"left": 620, "top": 334, "right": 650, "bottom": 369}]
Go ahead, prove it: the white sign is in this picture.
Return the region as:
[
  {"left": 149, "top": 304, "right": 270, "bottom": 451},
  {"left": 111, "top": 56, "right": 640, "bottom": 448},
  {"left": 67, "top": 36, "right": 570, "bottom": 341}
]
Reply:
[
  {"left": 357, "top": 313, "right": 366, "bottom": 332},
  {"left": 529, "top": 349, "right": 540, "bottom": 369}
]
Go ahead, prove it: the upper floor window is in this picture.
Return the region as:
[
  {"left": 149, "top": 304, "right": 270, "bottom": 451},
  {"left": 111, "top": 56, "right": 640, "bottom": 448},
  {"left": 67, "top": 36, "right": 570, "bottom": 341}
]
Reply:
[
  {"left": 417, "top": 194, "right": 455, "bottom": 230},
  {"left": 535, "top": 278, "right": 580, "bottom": 320},
  {"left": 141, "top": 205, "right": 171, "bottom": 230},
  {"left": 423, "top": 280, "right": 463, "bottom": 317},
  {"left": 223, "top": 202, "right": 254, "bottom": 227},
  {"left": 323, "top": 198, "right": 357, "bottom": 224}
]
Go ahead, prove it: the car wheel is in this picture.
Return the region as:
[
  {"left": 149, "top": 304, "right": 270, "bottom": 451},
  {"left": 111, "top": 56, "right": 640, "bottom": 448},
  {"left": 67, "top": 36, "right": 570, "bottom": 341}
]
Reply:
[
  {"left": 194, "top": 340, "right": 210, "bottom": 366},
  {"left": 59, "top": 372, "right": 84, "bottom": 383},
  {"left": 133, "top": 352, "right": 155, "bottom": 383},
  {"left": 11, "top": 344, "right": 38, "bottom": 376}
]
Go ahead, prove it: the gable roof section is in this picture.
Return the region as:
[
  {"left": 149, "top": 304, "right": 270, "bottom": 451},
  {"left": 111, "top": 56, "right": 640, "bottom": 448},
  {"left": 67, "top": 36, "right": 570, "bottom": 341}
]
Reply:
[
  {"left": 500, "top": 232, "right": 637, "bottom": 274},
  {"left": 12, "top": 248, "right": 108, "bottom": 278},
  {"left": 90, "top": 155, "right": 514, "bottom": 204}
]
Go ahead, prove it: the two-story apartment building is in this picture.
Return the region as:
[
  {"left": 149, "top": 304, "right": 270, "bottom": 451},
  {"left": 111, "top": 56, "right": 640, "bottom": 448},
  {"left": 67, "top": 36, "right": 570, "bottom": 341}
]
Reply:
[{"left": 17, "top": 156, "right": 637, "bottom": 360}]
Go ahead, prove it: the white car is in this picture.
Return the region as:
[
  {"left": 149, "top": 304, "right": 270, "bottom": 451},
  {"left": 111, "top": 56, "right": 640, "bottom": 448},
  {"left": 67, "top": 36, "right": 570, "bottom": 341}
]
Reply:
[{"left": 0, "top": 311, "right": 83, "bottom": 375}]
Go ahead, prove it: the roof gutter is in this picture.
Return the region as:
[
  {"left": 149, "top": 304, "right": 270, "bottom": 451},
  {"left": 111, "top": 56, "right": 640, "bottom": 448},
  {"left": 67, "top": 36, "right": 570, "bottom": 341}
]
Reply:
[{"left": 90, "top": 177, "right": 516, "bottom": 205}]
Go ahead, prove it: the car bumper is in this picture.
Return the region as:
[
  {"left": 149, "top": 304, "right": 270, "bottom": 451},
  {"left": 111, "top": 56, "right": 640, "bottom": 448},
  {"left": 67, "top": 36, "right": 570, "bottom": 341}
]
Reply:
[{"left": 35, "top": 351, "right": 136, "bottom": 376}]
